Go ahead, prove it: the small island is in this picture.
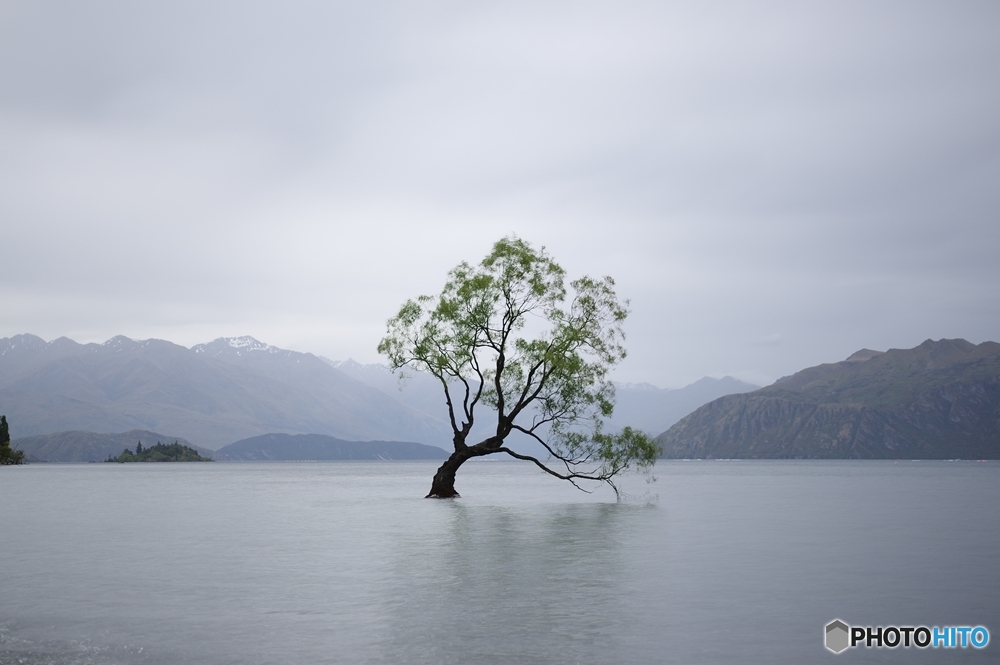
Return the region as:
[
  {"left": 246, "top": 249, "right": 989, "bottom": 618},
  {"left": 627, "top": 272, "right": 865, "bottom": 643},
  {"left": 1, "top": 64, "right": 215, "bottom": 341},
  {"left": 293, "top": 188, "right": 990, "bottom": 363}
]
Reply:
[{"left": 106, "top": 441, "right": 212, "bottom": 463}]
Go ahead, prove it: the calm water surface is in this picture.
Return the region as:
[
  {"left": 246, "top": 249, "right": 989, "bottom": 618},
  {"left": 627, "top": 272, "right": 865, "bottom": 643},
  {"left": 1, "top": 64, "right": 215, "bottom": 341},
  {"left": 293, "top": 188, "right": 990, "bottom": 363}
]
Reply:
[{"left": 1, "top": 460, "right": 997, "bottom": 664}]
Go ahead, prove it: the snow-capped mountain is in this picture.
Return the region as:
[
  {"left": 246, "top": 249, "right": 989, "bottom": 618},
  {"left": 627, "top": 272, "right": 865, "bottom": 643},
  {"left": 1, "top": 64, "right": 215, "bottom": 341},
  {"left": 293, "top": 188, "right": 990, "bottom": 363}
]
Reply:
[{"left": 0, "top": 334, "right": 451, "bottom": 449}]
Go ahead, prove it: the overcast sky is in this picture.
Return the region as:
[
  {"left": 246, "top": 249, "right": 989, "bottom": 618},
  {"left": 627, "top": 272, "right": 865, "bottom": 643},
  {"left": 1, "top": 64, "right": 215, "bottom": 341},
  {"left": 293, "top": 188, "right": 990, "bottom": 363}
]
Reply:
[{"left": 1, "top": 1, "right": 998, "bottom": 388}]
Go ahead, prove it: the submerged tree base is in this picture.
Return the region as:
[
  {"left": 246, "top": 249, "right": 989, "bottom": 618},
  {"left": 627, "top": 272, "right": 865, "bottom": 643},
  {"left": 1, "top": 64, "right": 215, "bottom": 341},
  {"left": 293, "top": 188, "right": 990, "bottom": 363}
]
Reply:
[
  {"left": 425, "top": 490, "right": 461, "bottom": 499},
  {"left": 426, "top": 451, "right": 467, "bottom": 498}
]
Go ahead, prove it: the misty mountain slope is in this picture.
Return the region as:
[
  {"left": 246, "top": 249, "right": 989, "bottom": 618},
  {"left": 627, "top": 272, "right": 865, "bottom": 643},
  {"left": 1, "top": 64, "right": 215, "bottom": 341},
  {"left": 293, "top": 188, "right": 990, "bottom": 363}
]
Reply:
[
  {"left": 330, "top": 359, "right": 577, "bottom": 458},
  {"left": 0, "top": 335, "right": 452, "bottom": 448},
  {"left": 11, "top": 429, "right": 211, "bottom": 463},
  {"left": 326, "top": 358, "right": 453, "bottom": 424},
  {"left": 657, "top": 339, "right": 1000, "bottom": 459},
  {"left": 5, "top": 338, "right": 253, "bottom": 410},
  {"left": 192, "top": 337, "right": 451, "bottom": 443},
  {"left": 331, "top": 357, "right": 758, "bottom": 436},
  {"left": 0, "top": 390, "right": 148, "bottom": 435},
  {"left": 1, "top": 337, "right": 332, "bottom": 441},
  {"left": 604, "top": 377, "right": 759, "bottom": 436},
  {"left": 0, "top": 335, "right": 96, "bottom": 381},
  {"left": 216, "top": 433, "right": 448, "bottom": 461}
]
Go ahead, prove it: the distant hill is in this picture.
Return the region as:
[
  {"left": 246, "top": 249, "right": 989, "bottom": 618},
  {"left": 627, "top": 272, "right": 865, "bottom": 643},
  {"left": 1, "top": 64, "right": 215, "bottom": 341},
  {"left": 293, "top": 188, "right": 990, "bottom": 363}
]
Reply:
[
  {"left": 216, "top": 433, "right": 449, "bottom": 461},
  {"left": 657, "top": 339, "right": 1000, "bottom": 459},
  {"left": 0, "top": 334, "right": 451, "bottom": 448},
  {"left": 12, "top": 429, "right": 211, "bottom": 463}
]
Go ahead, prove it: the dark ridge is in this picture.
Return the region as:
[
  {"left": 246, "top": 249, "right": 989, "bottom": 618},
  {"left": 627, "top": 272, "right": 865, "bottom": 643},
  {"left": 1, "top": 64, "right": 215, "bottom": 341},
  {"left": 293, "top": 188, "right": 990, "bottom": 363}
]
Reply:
[{"left": 657, "top": 339, "right": 1000, "bottom": 459}]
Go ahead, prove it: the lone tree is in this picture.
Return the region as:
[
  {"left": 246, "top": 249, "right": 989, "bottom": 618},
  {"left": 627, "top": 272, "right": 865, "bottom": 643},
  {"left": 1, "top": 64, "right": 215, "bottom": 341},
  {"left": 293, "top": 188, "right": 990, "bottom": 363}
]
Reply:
[{"left": 379, "top": 236, "right": 658, "bottom": 498}]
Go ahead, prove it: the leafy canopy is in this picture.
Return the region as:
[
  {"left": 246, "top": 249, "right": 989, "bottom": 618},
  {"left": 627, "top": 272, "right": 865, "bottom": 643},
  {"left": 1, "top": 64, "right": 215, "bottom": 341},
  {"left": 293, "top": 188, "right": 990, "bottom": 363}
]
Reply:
[{"left": 378, "top": 236, "right": 658, "bottom": 493}]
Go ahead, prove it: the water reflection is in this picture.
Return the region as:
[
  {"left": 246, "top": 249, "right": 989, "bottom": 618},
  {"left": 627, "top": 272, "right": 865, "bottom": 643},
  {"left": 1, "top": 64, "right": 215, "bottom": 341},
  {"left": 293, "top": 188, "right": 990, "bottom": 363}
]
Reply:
[{"left": 378, "top": 502, "right": 638, "bottom": 665}]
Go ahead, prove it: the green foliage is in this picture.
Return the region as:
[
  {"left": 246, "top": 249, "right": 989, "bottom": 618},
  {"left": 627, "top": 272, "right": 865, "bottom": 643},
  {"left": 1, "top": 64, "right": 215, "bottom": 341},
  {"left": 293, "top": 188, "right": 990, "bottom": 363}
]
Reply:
[
  {"left": 378, "top": 236, "right": 659, "bottom": 493},
  {"left": 0, "top": 415, "right": 26, "bottom": 465},
  {"left": 105, "top": 440, "right": 212, "bottom": 463}
]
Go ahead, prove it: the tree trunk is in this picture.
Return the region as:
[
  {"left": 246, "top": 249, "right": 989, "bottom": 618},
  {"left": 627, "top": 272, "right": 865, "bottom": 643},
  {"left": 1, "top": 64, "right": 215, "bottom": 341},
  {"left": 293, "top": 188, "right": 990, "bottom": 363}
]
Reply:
[
  {"left": 426, "top": 436, "right": 504, "bottom": 498},
  {"left": 426, "top": 449, "right": 470, "bottom": 498}
]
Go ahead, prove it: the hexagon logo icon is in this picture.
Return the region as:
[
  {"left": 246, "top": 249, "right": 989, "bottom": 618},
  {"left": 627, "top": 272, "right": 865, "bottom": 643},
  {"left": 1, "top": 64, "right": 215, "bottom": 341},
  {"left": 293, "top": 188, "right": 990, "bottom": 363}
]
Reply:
[{"left": 826, "top": 620, "right": 850, "bottom": 654}]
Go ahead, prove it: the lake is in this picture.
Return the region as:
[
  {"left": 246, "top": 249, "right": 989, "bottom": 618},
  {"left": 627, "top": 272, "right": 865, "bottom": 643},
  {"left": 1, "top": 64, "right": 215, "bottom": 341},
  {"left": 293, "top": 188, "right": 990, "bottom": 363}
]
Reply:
[{"left": 1, "top": 460, "right": 997, "bottom": 664}]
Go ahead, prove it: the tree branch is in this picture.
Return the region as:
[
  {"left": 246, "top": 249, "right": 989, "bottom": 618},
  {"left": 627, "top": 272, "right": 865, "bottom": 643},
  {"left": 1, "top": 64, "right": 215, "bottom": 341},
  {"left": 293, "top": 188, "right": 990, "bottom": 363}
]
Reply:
[{"left": 497, "top": 447, "right": 618, "bottom": 492}]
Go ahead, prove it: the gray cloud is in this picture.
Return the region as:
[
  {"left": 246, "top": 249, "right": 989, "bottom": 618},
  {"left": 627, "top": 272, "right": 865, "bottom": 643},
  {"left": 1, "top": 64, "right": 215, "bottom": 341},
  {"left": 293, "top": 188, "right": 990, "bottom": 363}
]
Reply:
[{"left": 1, "top": 1, "right": 998, "bottom": 387}]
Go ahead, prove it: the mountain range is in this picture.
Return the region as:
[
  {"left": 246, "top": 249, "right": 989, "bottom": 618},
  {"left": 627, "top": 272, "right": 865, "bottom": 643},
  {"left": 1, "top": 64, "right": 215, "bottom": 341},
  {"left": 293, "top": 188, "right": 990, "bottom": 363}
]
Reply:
[
  {"left": 1, "top": 333, "right": 759, "bottom": 461},
  {"left": 0, "top": 334, "right": 449, "bottom": 449},
  {"left": 8, "top": 334, "right": 994, "bottom": 461},
  {"left": 657, "top": 338, "right": 1000, "bottom": 459}
]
